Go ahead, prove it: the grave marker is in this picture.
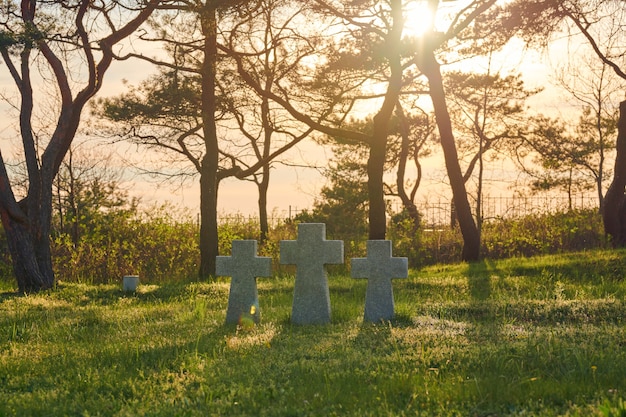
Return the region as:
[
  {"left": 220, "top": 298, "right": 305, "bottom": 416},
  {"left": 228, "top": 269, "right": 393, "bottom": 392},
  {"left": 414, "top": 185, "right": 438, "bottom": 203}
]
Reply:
[
  {"left": 123, "top": 275, "right": 139, "bottom": 292},
  {"left": 280, "top": 223, "right": 344, "bottom": 324},
  {"left": 216, "top": 240, "right": 272, "bottom": 325},
  {"left": 351, "top": 240, "right": 408, "bottom": 322}
]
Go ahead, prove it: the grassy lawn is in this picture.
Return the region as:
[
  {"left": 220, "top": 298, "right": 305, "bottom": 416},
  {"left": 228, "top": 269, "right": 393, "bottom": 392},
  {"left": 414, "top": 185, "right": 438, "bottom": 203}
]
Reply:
[{"left": 1, "top": 249, "right": 626, "bottom": 416}]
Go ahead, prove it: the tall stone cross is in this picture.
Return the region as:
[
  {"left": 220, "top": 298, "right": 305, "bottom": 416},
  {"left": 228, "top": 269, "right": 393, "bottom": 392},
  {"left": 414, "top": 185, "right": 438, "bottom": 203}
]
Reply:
[
  {"left": 216, "top": 240, "right": 272, "bottom": 325},
  {"left": 280, "top": 223, "right": 344, "bottom": 325},
  {"left": 351, "top": 240, "right": 408, "bottom": 323}
]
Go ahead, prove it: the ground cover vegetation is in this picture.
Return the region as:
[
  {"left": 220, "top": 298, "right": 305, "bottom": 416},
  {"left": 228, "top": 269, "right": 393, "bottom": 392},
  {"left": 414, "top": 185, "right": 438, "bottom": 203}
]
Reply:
[
  {"left": 0, "top": 201, "right": 606, "bottom": 285},
  {"left": 0, "top": 250, "right": 625, "bottom": 416}
]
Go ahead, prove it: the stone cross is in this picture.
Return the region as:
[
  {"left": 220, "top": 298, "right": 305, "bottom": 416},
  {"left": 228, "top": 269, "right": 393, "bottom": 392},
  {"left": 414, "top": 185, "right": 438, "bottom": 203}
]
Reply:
[
  {"left": 351, "top": 240, "right": 408, "bottom": 323},
  {"left": 280, "top": 223, "right": 344, "bottom": 324},
  {"left": 216, "top": 240, "right": 272, "bottom": 325}
]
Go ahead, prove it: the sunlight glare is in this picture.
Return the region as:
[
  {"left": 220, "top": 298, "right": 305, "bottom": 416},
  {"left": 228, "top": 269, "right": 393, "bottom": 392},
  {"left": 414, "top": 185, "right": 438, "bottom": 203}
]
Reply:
[{"left": 403, "top": 1, "right": 436, "bottom": 39}]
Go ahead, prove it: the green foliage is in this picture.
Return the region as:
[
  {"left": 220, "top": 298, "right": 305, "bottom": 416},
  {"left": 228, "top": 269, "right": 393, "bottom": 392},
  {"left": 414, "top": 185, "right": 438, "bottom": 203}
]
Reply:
[
  {"left": 295, "top": 158, "right": 369, "bottom": 240},
  {"left": 388, "top": 208, "right": 605, "bottom": 267},
  {"left": 1, "top": 252, "right": 626, "bottom": 415},
  {"left": 524, "top": 108, "right": 616, "bottom": 196},
  {"left": 389, "top": 219, "right": 463, "bottom": 267},
  {"left": 0, "top": 203, "right": 609, "bottom": 284},
  {"left": 51, "top": 203, "right": 200, "bottom": 284},
  {"left": 218, "top": 215, "right": 269, "bottom": 255},
  {"left": 482, "top": 209, "right": 605, "bottom": 258},
  {"left": 293, "top": 156, "right": 369, "bottom": 267},
  {"left": 97, "top": 70, "right": 203, "bottom": 123}
]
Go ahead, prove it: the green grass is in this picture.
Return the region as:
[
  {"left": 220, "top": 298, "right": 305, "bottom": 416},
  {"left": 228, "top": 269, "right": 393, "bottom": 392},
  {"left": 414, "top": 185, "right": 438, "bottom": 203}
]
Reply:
[{"left": 1, "top": 249, "right": 626, "bottom": 416}]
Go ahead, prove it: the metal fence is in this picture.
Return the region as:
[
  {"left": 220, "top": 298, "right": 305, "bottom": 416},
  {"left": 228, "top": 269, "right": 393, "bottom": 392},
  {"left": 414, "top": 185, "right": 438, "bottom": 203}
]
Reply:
[
  {"left": 416, "top": 194, "right": 599, "bottom": 228},
  {"left": 217, "top": 194, "right": 600, "bottom": 229}
]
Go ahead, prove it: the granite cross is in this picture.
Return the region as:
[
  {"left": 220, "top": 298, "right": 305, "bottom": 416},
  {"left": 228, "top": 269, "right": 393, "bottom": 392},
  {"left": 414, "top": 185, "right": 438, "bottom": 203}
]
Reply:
[
  {"left": 280, "top": 223, "right": 344, "bottom": 325},
  {"left": 351, "top": 240, "right": 408, "bottom": 323},
  {"left": 216, "top": 240, "right": 272, "bottom": 325}
]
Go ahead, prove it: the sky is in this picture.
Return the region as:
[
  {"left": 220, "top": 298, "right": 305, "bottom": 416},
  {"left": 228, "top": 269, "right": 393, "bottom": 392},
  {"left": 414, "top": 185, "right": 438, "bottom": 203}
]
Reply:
[
  {"left": 0, "top": 40, "right": 574, "bottom": 219},
  {"left": 124, "top": 42, "right": 563, "bottom": 218},
  {"left": 0, "top": 4, "right": 610, "bottom": 220}
]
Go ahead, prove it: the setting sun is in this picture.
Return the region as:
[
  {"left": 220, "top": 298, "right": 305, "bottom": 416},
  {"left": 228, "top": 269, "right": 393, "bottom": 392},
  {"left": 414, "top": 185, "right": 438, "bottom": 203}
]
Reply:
[{"left": 402, "top": 0, "right": 436, "bottom": 38}]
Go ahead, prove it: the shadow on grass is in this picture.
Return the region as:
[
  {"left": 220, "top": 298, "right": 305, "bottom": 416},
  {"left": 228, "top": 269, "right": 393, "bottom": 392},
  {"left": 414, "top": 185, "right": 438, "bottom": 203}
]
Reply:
[
  {"left": 0, "top": 282, "right": 200, "bottom": 306},
  {"left": 353, "top": 322, "right": 393, "bottom": 351},
  {"left": 465, "top": 260, "right": 503, "bottom": 343},
  {"left": 0, "top": 290, "right": 23, "bottom": 303},
  {"left": 467, "top": 260, "right": 493, "bottom": 301},
  {"left": 50, "top": 280, "right": 223, "bottom": 307},
  {"left": 502, "top": 249, "right": 626, "bottom": 284}
]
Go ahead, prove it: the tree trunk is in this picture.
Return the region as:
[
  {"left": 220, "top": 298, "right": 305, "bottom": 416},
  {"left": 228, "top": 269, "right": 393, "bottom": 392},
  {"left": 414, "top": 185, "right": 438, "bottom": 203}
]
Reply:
[
  {"left": 0, "top": 154, "right": 53, "bottom": 293},
  {"left": 395, "top": 103, "right": 421, "bottom": 229},
  {"left": 419, "top": 51, "right": 480, "bottom": 261},
  {"left": 199, "top": 161, "right": 219, "bottom": 279},
  {"left": 259, "top": 62, "right": 273, "bottom": 245},
  {"left": 603, "top": 100, "right": 626, "bottom": 245},
  {"left": 367, "top": 133, "right": 388, "bottom": 240},
  {"left": 258, "top": 165, "right": 270, "bottom": 244},
  {"left": 2, "top": 217, "right": 53, "bottom": 293},
  {"left": 367, "top": 0, "right": 404, "bottom": 240},
  {"left": 198, "top": 4, "right": 219, "bottom": 279}
]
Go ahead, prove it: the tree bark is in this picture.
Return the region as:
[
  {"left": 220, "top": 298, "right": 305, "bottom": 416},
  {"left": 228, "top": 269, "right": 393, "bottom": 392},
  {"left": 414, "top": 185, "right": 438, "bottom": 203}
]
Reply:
[
  {"left": 258, "top": 165, "right": 270, "bottom": 244},
  {"left": 0, "top": 152, "right": 52, "bottom": 293},
  {"left": 368, "top": 124, "right": 390, "bottom": 240},
  {"left": 603, "top": 100, "right": 626, "bottom": 245},
  {"left": 418, "top": 51, "right": 481, "bottom": 261},
  {"left": 367, "top": 0, "right": 404, "bottom": 240},
  {"left": 198, "top": 4, "right": 220, "bottom": 279},
  {"left": 395, "top": 103, "right": 421, "bottom": 228}
]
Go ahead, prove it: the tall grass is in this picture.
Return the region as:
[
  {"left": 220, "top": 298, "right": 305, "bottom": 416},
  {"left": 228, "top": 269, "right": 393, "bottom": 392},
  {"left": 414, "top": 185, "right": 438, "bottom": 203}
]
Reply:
[
  {"left": 0, "top": 207, "right": 609, "bottom": 285},
  {"left": 0, "top": 250, "right": 625, "bottom": 416}
]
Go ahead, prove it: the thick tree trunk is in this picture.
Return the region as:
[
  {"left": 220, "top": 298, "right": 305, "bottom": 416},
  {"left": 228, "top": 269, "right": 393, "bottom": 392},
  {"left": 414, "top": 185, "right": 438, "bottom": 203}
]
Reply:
[
  {"left": 2, "top": 215, "right": 53, "bottom": 293},
  {"left": 367, "top": 0, "right": 404, "bottom": 240},
  {"left": 198, "top": 4, "right": 219, "bottom": 279},
  {"left": 0, "top": 152, "right": 53, "bottom": 293},
  {"left": 199, "top": 163, "right": 219, "bottom": 279},
  {"left": 419, "top": 51, "right": 481, "bottom": 261},
  {"left": 367, "top": 132, "right": 388, "bottom": 240},
  {"left": 603, "top": 100, "right": 626, "bottom": 245}
]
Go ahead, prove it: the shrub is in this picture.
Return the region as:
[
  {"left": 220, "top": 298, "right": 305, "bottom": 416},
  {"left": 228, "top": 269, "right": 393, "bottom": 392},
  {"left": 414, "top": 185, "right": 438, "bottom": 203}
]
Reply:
[
  {"left": 0, "top": 206, "right": 610, "bottom": 285},
  {"left": 51, "top": 203, "right": 199, "bottom": 284},
  {"left": 218, "top": 214, "right": 265, "bottom": 255},
  {"left": 481, "top": 209, "right": 606, "bottom": 259},
  {"left": 388, "top": 208, "right": 606, "bottom": 266}
]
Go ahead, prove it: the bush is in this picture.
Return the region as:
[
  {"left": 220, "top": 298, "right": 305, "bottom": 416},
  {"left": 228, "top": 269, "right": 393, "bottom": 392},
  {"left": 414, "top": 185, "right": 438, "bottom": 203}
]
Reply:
[
  {"left": 388, "top": 219, "right": 463, "bottom": 267},
  {"left": 388, "top": 208, "right": 606, "bottom": 266},
  {"left": 218, "top": 214, "right": 266, "bottom": 255},
  {"left": 481, "top": 209, "right": 606, "bottom": 259},
  {"left": 51, "top": 203, "right": 199, "bottom": 284},
  {"left": 0, "top": 206, "right": 610, "bottom": 285}
]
